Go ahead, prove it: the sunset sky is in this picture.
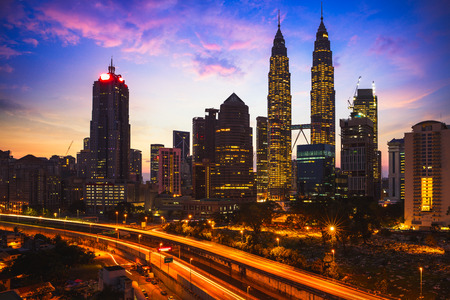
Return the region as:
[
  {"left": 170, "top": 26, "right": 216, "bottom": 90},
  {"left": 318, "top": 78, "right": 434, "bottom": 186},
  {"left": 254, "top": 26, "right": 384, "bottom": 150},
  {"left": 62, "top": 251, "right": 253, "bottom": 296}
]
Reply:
[{"left": 1, "top": 0, "right": 449, "bottom": 180}]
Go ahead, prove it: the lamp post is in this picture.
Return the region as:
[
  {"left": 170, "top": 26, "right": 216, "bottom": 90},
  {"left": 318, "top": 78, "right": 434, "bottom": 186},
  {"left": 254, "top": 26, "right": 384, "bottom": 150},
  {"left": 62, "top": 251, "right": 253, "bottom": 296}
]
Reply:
[
  {"left": 115, "top": 211, "right": 118, "bottom": 225},
  {"left": 190, "top": 258, "right": 193, "bottom": 289},
  {"left": 115, "top": 228, "right": 119, "bottom": 247},
  {"left": 247, "top": 286, "right": 251, "bottom": 300},
  {"left": 240, "top": 230, "right": 244, "bottom": 242},
  {"left": 331, "top": 249, "right": 335, "bottom": 262},
  {"left": 161, "top": 216, "right": 165, "bottom": 224},
  {"left": 138, "top": 234, "right": 142, "bottom": 258},
  {"left": 58, "top": 208, "right": 61, "bottom": 218},
  {"left": 419, "top": 267, "right": 423, "bottom": 298},
  {"left": 124, "top": 213, "right": 127, "bottom": 225},
  {"left": 276, "top": 237, "right": 280, "bottom": 247},
  {"left": 329, "top": 225, "right": 336, "bottom": 248},
  {"left": 159, "top": 242, "right": 163, "bottom": 268},
  {"left": 145, "top": 216, "right": 148, "bottom": 227}
]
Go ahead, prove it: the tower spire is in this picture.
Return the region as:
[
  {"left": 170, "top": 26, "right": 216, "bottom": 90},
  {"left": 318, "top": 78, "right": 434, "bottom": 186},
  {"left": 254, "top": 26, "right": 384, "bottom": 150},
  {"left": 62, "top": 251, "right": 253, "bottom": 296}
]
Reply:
[
  {"left": 278, "top": 9, "right": 280, "bottom": 28},
  {"left": 321, "top": 2, "right": 323, "bottom": 21}
]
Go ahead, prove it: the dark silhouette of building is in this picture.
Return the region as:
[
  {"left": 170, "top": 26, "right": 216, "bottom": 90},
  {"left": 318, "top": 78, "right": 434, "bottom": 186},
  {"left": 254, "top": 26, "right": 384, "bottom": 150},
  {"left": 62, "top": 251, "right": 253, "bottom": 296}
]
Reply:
[
  {"left": 267, "top": 16, "right": 292, "bottom": 202},
  {"left": 173, "top": 131, "right": 190, "bottom": 162},
  {"left": 256, "top": 116, "right": 268, "bottom": 200},
  {"left": 213, "top": 93, "right": 255, "bottom": 200},
  {"left": 387, "top": 138, "right": 405, "bottom": 204},
  {"left": 311, "top": 8, "right": 335, "bottom": 148},
  {"left": 129, "top": 149, "right": 142, "bottom": 183},
  {"left": 88, "top": 60, "right": 130, "bottom": 181},
  {"left": 192, "top": 117, "right": 206, "bottom": 163},
  {"left": 76, "top": 137, "right": 90, "bottom": 179}
]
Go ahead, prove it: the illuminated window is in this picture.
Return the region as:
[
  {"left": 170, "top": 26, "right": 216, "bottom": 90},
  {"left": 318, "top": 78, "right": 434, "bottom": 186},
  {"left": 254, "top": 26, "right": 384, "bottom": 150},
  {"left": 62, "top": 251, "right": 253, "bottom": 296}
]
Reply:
[{"left": 421, "top": 177, "right": 432, "bottom": 211}]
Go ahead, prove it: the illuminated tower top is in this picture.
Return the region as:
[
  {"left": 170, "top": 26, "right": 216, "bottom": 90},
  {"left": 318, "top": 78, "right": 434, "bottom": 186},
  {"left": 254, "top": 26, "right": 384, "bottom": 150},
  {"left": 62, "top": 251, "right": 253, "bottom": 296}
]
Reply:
[{"left": 311, "top": 6, "right": 335, "bottom": 147}]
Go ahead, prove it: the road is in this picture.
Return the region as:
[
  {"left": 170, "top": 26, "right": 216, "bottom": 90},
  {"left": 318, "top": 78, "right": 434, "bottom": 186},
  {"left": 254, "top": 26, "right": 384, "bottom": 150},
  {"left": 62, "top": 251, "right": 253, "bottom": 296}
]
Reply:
[{"left": 3, "top": 214, "right": 391, "bottom": 300}]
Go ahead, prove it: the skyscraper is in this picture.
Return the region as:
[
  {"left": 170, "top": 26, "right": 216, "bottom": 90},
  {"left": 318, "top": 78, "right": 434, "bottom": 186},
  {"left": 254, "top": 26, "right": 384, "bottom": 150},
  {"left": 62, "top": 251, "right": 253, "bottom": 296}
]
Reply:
[
  {"left": 267, "top": 17, "right": 292, "bottom": 201},
  {"left": 88, "top": 60, "right": 130, "bottom": 181},
  {"left": 150, "top": 144, "right": 164, "bottom": 184},
  {"left": 129, "top": 149, "right": 142, "bottom": 183},
  {"left": 387, "top": 138, "right": 405, "bottom": 204},
  {"left": 158, "top": 148, "right": 181, "bottom": 196},
  {"left": 404, "top": 121, "right": 450, "bottom": 229},
  {"left": 213, "top": 93, "right": 255, "bottom": 200},
  {"left": 256, "top": 116, "right": 268, "bottom": 201},
  {"left": 192, "top": 117, "right": 206, "bottom": 163},
  {"left": 353, "top": 88, "right": 381, "bottom": 199},
  {"left": 310, "top": 8, "right": 335, "bottom": 147},
  {"left": 340, "top": 115, "right": 375, "bottom": 197},
  {"left": 173, "top": 130, "right": 190, "bottom": 162}
]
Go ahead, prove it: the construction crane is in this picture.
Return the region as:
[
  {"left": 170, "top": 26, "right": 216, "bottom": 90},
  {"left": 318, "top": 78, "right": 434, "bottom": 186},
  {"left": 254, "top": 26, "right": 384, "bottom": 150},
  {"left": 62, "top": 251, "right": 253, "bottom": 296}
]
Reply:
[
  {"left": 347, "top": 76, "right": 361, "bottom": 110},
  {"left": 65, "top": 140, "right": 73, "bottom": 156}
]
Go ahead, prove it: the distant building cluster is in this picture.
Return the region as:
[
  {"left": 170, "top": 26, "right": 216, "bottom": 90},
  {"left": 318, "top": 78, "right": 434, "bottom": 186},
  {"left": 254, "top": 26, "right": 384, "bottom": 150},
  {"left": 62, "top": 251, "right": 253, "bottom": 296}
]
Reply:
[{"left": 0, "top": 11, "right": 448, "bottom": 229}]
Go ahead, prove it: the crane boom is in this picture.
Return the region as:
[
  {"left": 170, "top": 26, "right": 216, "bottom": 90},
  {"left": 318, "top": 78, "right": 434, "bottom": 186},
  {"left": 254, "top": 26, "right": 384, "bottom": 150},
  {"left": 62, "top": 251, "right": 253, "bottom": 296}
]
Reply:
[
  {"left": 65, "top": 140, "right": 73, "bottom": 156},
  {"left": 347, "top": 76, "right": 361, "bottom": 110}
]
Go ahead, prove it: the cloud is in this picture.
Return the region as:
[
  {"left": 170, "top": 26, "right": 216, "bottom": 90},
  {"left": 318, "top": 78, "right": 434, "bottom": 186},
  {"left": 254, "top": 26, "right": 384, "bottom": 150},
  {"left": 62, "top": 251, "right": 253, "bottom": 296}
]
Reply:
[
  {"left": 0, "top": 45, "right": 22, "bottom": 58},
  {"left": 192, "top": 53, "right": 243, "bottom": 78},
  {"left": 23, "top": 38, "right": 38, "bottom": 47},
  {"left": 0, "top": 64, "right": 14, "bottom": 73},
  {"left": 0, "top": 98, "right": 26, "bottom": 112},
  {"left": 0, "top": 84, "right": 30, "bottom": 91}
]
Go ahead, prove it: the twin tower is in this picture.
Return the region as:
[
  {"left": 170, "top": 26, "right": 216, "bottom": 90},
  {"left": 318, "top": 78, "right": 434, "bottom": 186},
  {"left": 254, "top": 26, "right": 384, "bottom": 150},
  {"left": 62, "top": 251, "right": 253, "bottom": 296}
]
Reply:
[{"left": 260, "top": 10, "right": 335, "bottom": 202}]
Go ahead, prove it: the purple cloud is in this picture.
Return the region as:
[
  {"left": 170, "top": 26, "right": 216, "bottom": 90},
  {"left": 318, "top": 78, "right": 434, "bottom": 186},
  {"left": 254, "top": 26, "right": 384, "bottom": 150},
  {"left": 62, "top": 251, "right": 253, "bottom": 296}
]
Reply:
[
  {"left": 192, "top": 53, "right": 243, "bottom": 78},
  {"left": 0, "top": 45, "right": 22, "bottom": 59},
  {"left": 0, "top": 64, "right": 14, "bottom": 73},
  {"left": 23, "top": 38, "right": 38, "bottom": 47}
]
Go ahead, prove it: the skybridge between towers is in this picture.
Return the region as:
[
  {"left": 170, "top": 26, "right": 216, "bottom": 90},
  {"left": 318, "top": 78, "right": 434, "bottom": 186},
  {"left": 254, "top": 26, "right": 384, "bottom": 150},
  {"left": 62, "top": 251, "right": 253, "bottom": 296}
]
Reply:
[{"left": 291, "top": 124, "right": 311, "bottom": 150}]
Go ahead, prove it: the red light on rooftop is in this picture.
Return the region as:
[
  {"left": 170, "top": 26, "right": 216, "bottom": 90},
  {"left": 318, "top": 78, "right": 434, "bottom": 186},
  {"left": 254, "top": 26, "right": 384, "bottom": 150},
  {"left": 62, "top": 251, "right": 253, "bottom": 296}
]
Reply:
[
  {"left": 100, "top": 73, "right": 110, "bottom": 80},
  {"left": 118, "top": 77, "right": 124, "bottom": 82}
]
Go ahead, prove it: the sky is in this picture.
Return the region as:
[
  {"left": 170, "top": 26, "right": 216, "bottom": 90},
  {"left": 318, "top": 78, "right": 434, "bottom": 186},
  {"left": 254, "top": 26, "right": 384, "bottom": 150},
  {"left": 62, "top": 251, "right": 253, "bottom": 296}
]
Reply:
[{"left": 1, "top": 0, "right": 449, "bottom": 181}]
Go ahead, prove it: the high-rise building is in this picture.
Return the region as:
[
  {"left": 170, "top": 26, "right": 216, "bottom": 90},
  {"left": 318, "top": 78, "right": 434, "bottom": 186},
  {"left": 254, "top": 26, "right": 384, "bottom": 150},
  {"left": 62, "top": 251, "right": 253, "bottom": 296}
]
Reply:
[
  {"left": 213, "top": 93, "right": 255, "bottom": 200},
  {"left": 205, "top": 108, "right": 219, "bottom": 162},
  {"left": 150, "top": 144, "right": 164, "bottom": 184},
  {"left": 173, "top": 131, "right": 190, "bottom": 162},
  {"left": 387, "top": 138, "right": 405, "bottom": 204},
  {"left": 129, "top": 149, "right": 142, "bottom": 183},
  {"left": 158, "top": 148, "right": 181, "bottom": 196},
  {"left": 340, "top": 115, "right": 376, "bottom": 198},
  {"left": 76, "top": 137, "right": 90, "bottom": 179},
  {"left": 267, "top": 18, "right": 292, "bottom": 201},
  {"left": 88, "top": 60, "right": 130, "bottom": 181},
  {"left": 310, "top": 9, "right": 335, "bottom": 147},
  {"left": 256, "top": 116, "right": 268, "bottom": 201},
  {"left": 404, "top": 121, "right": 450, "bottom": 229},
  {"left": 192, "top": 117, "right": 206, "bottom": 163},
  {"left": 353, "top": 88, "right": 381, "bottom": 199},
  {"left": 297, "top": 144, "right": 335, "bottom": 198}
]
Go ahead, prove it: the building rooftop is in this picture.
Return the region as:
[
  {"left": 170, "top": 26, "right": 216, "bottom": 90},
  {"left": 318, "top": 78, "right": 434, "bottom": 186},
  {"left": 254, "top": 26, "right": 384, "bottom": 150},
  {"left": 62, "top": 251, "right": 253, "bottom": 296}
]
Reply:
[{"left": 104, "top": 265, "right": 125, "bottom": 272}]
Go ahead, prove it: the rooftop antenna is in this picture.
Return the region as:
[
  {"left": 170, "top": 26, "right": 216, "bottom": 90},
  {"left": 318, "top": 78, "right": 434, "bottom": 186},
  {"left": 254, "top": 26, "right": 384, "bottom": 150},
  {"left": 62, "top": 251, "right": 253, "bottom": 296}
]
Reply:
[
  {"left": 108, "top": 56, "right": 115, "bottom": 74},
  {"left": 372, "top": 81, "right": 376, "bottom": 96}
]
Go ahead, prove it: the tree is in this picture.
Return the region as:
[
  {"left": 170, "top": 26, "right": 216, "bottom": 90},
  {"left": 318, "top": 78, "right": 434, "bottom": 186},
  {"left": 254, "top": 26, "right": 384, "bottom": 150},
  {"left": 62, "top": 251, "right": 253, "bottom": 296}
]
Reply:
[{"left": 238, "top": 201, "right": 280, "bottom": 236}]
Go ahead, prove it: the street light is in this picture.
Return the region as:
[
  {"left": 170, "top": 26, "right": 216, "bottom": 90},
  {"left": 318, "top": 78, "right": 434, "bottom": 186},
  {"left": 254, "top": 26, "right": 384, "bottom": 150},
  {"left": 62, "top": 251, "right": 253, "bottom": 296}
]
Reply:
[
  {"left": 115, "top": 228, "right": 119, "bottom": 247},
  {"left": 124, "top": 213, "right": 127, "bottom": 225},
  {"left": 159, "top": 242, "right": 163, "bottom": 268},
  {"left": 115, "top": 211, "right": 118, "bottom": 225},
  {"left": 331, "top": 249, "right": 335, "bottom": 262},
  {"left": 161, "top": 216, "right": 165, "bottom": 224},
  {"left": 276, "top": 237, "right": 280, "bottom": 247},
  {"left": 54, "top": 212, "right": 57, "bottom": 218},
  {"left": 247, "top": 286, "right": 251, "bottom": 300},
  {"left": 419, "top": 267, "right": 423, "bottom": 298},
  {"left": 240, "top": 230, "right": 244, "bottom": 242}
]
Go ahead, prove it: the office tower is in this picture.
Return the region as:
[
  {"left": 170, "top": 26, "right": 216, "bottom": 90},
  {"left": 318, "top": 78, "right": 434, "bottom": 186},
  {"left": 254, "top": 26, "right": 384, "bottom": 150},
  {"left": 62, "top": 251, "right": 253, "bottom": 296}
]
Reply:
[
  {"left": 213, "top": 93, "right": 255, "bottom": 200},
  {"left": 192, "top": 117, "right": 206, "bottom": 163},
  {"left": 340, "top": 115, "right": 376, "bottom": 197},
  {"left": 256, "top": 116, "right": 268, "bottom": 201},
  {"left": 173, "top": 131, "right": 190, "bottom": 161},
  {"left": 150, "top": 144, "right": 164, "bottom": 184},
  {"left": 77, "top": 137, "right": 90, "bottom": 178},
  {"left": 88, "top": 60, "right": 130, "bottom": 181},
  {"left": 129, "top": 149, "right": 142, "bottom": 183},
  {"left": 0, "top": 150, "right": 11, "bottom": 204},
  {"left": 310, "top": 8, "right": 335, "bottom": 147},
  {"left": 297, "top": 144, "right": 335, "bottom": 198},
  {"left": 387, "top": 138, "right": 405, "bottom": 204},
  {"left": 83, "top": 137, "right": 90, "bottom": 150},
  {"left": 192, "top": 162, "right": 214, "bottom": 200},
  {"left": 158, "top": 148, "right": 181, "bottom": 196},
  {"left": 353, "top": 88, "right": 381, "bottom": 199},
  {"left": 267, "top": 18, "right": 292, "bottom": 201},
  {"left": 205, "top": 108, "right": 219, "bottom": 162},
  {"left": 404, "top": 121, "right": 450, "bottom": 229}
]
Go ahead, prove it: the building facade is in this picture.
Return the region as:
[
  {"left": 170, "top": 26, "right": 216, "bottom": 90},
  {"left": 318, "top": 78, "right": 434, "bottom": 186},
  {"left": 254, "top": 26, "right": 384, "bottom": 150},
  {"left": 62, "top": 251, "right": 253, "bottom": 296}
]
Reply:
[
  {"left": 256, "top": 116, "right": 268, "bottom": 201},
  {"left": 310, "top": 11, "right": 335, "bottom": 147},
  {"left": 404, "top": 121, "right": 450, "bottom": 229},
  {"left": 297, "top": 144, "right": 335, "bottom": 198},
  {"left": 267, "top": 20, "right": 292, "bottom": 201},
  {"left": 173, "top": 131, "right": 190, "bottom": 162},
  {"left": 150, "top": 144, "right": 164, "bottom": 184},
  {"left": 213, "top": 93, "right": 255, "bottom": 200},
  {"left": 340, "top": 115, "right": 376, "bottom": 198},
  {"left": 387, "top": 138, "right": 405, "bottom": 204},
  {"left": 158, "top": 148, "right": 181, "bottom": 196},
  {"left": 129, "top": 149, "right": 142, "bottom": 183},
  {"left": 192, "top": 117, "right": 206, "bottom": 163}
]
